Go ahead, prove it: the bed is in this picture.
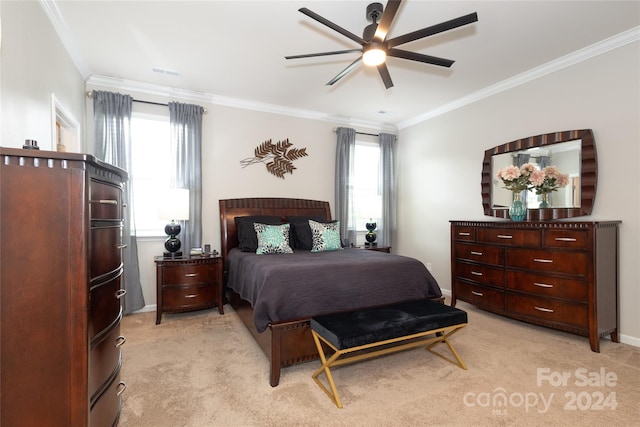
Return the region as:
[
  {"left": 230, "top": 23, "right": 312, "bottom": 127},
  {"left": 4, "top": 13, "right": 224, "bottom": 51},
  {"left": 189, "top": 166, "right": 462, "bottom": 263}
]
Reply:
[{"left": 219, "top": 197, "right": 443, "bottom": 386}]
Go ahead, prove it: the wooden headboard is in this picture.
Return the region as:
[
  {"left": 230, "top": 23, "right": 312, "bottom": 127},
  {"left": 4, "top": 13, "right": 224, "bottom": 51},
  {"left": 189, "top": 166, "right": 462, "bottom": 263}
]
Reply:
[{"left": 219, "top": 197, "right": 332, "bottom": 262}]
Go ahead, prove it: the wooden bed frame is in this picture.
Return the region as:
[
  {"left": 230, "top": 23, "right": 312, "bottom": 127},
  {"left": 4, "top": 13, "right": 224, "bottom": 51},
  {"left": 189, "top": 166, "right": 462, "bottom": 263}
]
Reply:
[
  {"left": 219, "top": 198, "right": 333, "bottom": 387},
  {"left": 219, "top": 197, "right": 443, "bottom": 387}
]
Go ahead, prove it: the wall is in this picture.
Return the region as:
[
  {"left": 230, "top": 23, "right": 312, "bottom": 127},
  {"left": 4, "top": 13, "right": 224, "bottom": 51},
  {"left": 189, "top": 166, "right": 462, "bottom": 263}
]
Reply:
[
  {"left": 0, "top": 1, "right": 85, "bottom": 150},
  {"left": 396, "top": 41, "right": 640, "bottom": 346}
]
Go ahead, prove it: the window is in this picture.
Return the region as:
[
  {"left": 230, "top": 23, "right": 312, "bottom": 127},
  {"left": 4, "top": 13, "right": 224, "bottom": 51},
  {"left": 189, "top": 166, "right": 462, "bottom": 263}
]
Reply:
[
  {"left": 352, "top": 140, "right": 382, "bottom": 231},
  {"left": 130, "top": 113, "right": 172, "bottom": 236}
]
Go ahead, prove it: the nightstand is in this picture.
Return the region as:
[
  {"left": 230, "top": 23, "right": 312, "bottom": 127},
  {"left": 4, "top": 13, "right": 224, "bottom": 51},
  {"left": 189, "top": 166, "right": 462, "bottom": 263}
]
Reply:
[
  {"left": 352, "top": 245, "right": 391, "bottom": 253},
  {"left": 154, "top": 255, "right": 224, "bottom": 324}
]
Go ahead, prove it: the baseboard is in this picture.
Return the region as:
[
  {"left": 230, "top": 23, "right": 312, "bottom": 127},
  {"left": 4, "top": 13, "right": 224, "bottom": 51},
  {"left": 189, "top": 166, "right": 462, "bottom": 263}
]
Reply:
[{"left": 133, "top": 304, "right": 157, "bottom": 314}]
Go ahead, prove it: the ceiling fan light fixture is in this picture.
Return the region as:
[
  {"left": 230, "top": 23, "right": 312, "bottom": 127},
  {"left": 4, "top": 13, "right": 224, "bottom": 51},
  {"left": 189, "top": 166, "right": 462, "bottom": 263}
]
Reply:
[{"left": 363, "top": 46, "right": 386, "bottom": 66}]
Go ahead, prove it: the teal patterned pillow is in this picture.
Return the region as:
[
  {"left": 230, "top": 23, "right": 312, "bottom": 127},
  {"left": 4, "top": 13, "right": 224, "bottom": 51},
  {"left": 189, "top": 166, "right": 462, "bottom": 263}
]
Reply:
[
  {"left": 309, "top": 220, "right": 341, "bottom": 252},
  {"left": 254, "top": 223, "right": 293, "bottom": 255}
]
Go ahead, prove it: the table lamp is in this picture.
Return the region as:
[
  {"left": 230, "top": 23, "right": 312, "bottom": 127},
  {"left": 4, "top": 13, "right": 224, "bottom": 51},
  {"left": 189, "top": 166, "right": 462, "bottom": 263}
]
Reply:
[{"left": 159, "top": 188, "right": 190, "bottom": 257}]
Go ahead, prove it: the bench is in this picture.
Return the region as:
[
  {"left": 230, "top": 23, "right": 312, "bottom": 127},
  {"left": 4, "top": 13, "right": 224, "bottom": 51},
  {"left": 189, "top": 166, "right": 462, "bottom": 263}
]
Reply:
[{"left": 310, "top": 299, "right": 468, "bottom": 408}]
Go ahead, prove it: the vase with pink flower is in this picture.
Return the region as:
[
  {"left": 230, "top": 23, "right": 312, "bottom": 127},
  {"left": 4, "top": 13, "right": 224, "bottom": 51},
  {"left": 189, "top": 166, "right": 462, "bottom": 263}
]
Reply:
[
  {"left": 496, "top": 163, "right": 536, "bottom": 221},
  {"left": 530, "top": 166, "right": 570, "bottom": 208}
]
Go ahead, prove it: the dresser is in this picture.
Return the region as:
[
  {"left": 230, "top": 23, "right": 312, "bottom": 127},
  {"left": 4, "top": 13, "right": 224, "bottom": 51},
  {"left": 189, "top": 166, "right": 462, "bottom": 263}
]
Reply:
[
  {"left": 155, "top": 255, "right": 224, "bottom": 324},
  {"left": 450, "top": 220, "right": 620, "bottom": 352},
  {"left": 0, "top": 148, "right": 128, "bottom": 426}
]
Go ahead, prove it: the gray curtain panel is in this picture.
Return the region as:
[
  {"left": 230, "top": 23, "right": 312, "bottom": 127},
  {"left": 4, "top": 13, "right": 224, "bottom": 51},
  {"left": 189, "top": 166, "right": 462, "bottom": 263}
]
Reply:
[
  {"left": 168, "top": 102, "right": 204, "bottom": 252},
  {"left": 334, "top": 127, "right": 357, "bottom": 247},
  {"left": 515, "top": 153, "right": 531, "bottom": 204},
  {"left": 379, "top": 133, "right": 397, "bottom": 247},
  {"left": 93, "top": 90, "right": 145, "bottom": 314}
]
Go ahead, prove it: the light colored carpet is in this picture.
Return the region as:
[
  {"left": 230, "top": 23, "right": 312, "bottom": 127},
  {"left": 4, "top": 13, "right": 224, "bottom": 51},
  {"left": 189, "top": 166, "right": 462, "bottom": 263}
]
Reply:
[{"left": 119, "top": 301, "right": 640, "bottom": 426}]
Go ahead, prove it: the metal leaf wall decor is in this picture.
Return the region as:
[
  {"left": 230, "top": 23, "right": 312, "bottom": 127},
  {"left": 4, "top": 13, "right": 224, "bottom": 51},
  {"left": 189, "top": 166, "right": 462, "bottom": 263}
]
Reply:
[{"left": 240, "top": 138, "right": 308, "bottom": 179}]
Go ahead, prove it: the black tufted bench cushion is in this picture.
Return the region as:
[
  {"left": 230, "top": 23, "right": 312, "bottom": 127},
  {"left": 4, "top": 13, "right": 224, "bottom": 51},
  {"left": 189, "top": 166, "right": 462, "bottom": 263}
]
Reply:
[{"left": 310, "top": 299, "right": 468, "bottom": 408}]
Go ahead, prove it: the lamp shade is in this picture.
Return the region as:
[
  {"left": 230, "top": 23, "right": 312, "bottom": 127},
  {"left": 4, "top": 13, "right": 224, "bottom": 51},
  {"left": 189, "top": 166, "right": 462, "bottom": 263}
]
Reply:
[{"left": 158, "top": 188, "right": 190, "bottom": 221}]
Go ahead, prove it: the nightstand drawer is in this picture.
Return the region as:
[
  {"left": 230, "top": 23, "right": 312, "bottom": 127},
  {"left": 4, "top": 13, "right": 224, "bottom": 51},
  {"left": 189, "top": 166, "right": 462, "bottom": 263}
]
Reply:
[
  {"left": 161, "top": 264, "right": 217, "bottom": 285},
  {"left": 162, "top": 283, "right": 215, "bottom": 308}
]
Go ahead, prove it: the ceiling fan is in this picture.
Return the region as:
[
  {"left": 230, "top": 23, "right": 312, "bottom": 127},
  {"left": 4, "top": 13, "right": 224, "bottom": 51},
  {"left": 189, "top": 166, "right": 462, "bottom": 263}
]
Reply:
[{"left": 285, "top": 0, "right": 478, "bottom": 89}]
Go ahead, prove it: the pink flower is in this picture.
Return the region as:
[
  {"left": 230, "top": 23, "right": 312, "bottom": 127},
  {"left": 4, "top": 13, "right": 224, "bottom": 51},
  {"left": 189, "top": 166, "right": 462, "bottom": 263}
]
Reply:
[
  {"left": 497, "top": 165, "right": 521, "bottom": 181},
  {"left": 556, "top": 173, "right": 570, "bottom": 187},
  {"left": 520, "top": 163, "right": 537, "bottom": 177},
  {"left": 530, "top": 170, "right": 546, "bottom": 186}
]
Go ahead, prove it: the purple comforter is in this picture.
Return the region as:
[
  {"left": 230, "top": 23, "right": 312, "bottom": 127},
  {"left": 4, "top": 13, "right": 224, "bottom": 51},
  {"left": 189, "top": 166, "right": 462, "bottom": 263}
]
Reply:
[{"left": 226, "top": 247, "right": 442, "bottom": 332}]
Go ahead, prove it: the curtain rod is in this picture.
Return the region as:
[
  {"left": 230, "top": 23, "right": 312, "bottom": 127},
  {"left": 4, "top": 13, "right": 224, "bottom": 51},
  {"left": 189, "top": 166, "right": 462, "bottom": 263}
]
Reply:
[
  {"left": 86, "top": 91, "right": 207, "bottom": 113},
  {"left": 332, "top": 127, "right": 379, "bottom": 137}
]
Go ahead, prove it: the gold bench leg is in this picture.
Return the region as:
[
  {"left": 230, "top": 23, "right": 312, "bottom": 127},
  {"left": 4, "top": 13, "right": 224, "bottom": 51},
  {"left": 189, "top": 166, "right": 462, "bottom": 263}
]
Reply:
[
  {"left": 311, "top": 330, "right": 344, "bottom": 408},
  {"left": 426, "top": 327, "right": 467, "bottom": 370}
]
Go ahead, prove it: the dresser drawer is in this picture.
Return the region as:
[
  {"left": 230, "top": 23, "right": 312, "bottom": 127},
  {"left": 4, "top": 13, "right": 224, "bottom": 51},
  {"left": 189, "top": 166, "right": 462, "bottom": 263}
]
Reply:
[
  {"left": 477, "top": 227, "right": 541, "bottom": 247},
  {"left": 506, "top": 271, "right": 588, "bottom": 301},
  {"left": 455, "top": 261, "right": 504, "bottom": 288},
  {"left": 506, "top": 293, "right": 587, "bottom": 329},
  {"left": 90, "top": 364, "right": 124, "bottom": 427},
  {"left": 506, "top": 248, "right": 588, "bottom": 275},
  {"left": 543, "top": 229, "right": 588, "bottom": 249},
  {"left": 452, "top": 226, "right": 476, "bottom": 242},
  {"left": 91, "top": 225, "right": 123, "bottom": 279},
  {"left": 90, "top": 323, "right": 124, "bottom": 401},
  {"left": 455, "top": 243, "right": 503, "bottom": 266},
  {"left": 90, "top": 180, "right": 123, "bottom": 220},
  {"left": 163, "top": 283, "right": 215, "bottom": 309},
  {"left": 90, "top": 276, "right": 123, "bottom": 339},
  {"left": 454, "top": 280, "right": 504, "bottom": 312},
  {"left": 161, "top": 263, "right": 217, "bottom": 285}
]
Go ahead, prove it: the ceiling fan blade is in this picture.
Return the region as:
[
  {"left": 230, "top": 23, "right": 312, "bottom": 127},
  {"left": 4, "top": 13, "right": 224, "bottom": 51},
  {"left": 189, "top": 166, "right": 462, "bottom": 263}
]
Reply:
[
  {"left": 285, "top": 49, "right": 362, "bottom": 60},
  {"left": 299, "top": 7, "right": 367, "bottom": 46},
  {"left": 326, "top": 56, "right": 362, "bottom": 86},
  {"left": 388, "top": 48, "right": 455, "bottom": 67},
  {"left": 386, "top": 12, "right": 478, "bottom": 48},
  {"left": 374, "top": 0, "right": 402, "bottom": 42},
  {"left": 377, "top": 63, "right": 394, "bottom": 89}
]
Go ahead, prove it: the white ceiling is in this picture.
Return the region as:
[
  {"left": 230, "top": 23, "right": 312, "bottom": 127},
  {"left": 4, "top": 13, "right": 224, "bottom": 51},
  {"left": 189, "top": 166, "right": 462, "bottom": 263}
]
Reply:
[{"left": 47, "top": 0, "right": 639, "bottom": 129}]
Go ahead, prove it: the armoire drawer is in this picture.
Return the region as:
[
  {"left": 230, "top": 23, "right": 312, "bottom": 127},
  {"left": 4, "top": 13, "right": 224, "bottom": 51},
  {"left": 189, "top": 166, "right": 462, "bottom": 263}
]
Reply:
[
  {"left": 91, "top": 226, "right": 123, "bottom": 279},
  {"left": 454, "top": 243, "right": 504, "bottom": 266},
  {"left": 90, "top": 276, "right": 123, "bottom": 339},
  {"left": 506, "top": 293, "right": 588, "bottom": 329},
  {"left": 506, "top": 248, "right": 588, "bottom": 275},
  {"left": 505, "top": 270, "right": 588, "bottom": 301},
  {"left": 455, "top": 261, "right": 504, "bottom": 288},
  {"left": 454, "top": 280, "right": 504, "bottom": 312},
  {"left": 162, "top": 283, "right": 215, "bottom": 309},
  {"left": 90, "top": 180, "right": 123, "bottom": 221},
  {"left": 477, "top": 227, "right": 541, "bottom": 247},
  {"left": 89, "top": 323, "right": 124, "bottom": 401}
]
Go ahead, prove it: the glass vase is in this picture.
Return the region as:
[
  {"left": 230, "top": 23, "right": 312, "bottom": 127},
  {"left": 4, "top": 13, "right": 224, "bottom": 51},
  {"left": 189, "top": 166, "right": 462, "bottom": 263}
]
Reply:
[
  {"left": 509, "top": 192, "right": 526, "bottom": 221},
  {"left": 539, "top": 193, "right": 550, "bottom": 208}
]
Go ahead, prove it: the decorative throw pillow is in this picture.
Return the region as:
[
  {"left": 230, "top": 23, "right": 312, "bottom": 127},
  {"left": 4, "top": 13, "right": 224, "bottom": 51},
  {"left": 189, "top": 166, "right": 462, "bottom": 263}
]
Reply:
[
  {"left": 309, "top": 220, "right": 341, "bottom": 252},
  {"left": 254, "top": 223, "right": 294, "bottom": 255},
  {"left": 286, "top": 215, "right": 327, "bottom": 250},
  {"left": 235, "top": 215, "right": 282, "bottom": 252}
]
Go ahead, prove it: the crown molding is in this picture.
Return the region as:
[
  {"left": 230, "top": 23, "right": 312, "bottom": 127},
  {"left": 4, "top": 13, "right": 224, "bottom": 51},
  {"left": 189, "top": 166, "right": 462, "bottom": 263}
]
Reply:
[{"left": 397, "top": 26, "right": 640, "bottom": 130}]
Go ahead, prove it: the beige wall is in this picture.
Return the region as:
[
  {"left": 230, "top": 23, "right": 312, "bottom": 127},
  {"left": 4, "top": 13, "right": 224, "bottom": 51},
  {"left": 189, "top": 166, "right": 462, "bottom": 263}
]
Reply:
[
  {"left": 396, "top": 41, "right": 640, "bottom": 346},
  {"left": 1, "top": 1, "right": 86, "bottom": 151}
]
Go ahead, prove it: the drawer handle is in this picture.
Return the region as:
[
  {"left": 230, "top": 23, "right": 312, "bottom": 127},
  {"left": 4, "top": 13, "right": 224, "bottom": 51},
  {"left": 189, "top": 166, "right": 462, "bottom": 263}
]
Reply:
[
  {"left": 534, "top": 306, "right": 554, "bottom": 313},
  {"left": 116, "top": 382, "right": 126, "bottom": 397},
  {"left": 117, "top": 244, "right": 128, "bottom": 250},
  {"left": 533, "top": 282, "right": 554, "bottom": 288},
  {"left": 90, "top": 199, "right": 118, "bottom": 205},
  {"left": 115, "top": 289, "right": 127, "bottom": 299},
  {"left": 555, "top": 237, "right": 577, "bottom": 242},
  {"left": 115, "top": 335, "right": 127, "bottom": 348},
  {"left": 471, "top": 291, "right": 484, "bottom": 297},
  {"left": 470, "top": 251, "right": 483, "bottom": 256},
  {"left": 185, "top": 294, "right": 198, "bottom": 298},
  {"left": 184, "top": 273, "right": 199, "bottom": 277},
  {"left": 458, "top": 232, "right": 471, "bottom": 236},
  {"left": 497, "top": 234, "right": 513, "bottom": 239},
  {"left": 471, "top": 271, "right": 483, "bottom": 276},
  {"left": 533, "top": 258, "right": 553, "bottom": 264}
]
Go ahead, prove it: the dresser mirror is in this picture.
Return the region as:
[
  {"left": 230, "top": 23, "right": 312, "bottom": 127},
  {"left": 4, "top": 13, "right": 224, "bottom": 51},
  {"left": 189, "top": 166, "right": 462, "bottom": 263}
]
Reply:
[{"left": 481, "top": 129, "right": 597, "bottom": 220}]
